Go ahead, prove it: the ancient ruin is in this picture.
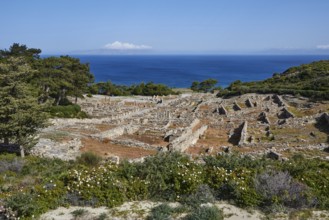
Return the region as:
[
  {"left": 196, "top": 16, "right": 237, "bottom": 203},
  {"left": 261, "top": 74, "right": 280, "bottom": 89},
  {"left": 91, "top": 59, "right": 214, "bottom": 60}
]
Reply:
[{"left": 33, "top": 93, "right": 329, "bottom": 161}]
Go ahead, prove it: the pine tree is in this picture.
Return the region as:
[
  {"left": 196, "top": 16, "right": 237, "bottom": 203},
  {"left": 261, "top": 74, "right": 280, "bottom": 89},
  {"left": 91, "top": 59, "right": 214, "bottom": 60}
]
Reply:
[{"left": 0, "top": 57, "right": 48, "bottom": 157}]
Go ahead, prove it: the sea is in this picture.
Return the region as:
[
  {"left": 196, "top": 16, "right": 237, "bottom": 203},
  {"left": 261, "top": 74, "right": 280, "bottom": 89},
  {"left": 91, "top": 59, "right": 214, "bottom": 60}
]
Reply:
[{"left": 73, "top": 55, "right": 329, "bottom": 88}]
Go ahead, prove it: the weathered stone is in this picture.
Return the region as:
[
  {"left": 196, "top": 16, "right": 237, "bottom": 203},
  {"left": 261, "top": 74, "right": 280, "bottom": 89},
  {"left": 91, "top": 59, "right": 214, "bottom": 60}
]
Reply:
[
  {"left": 164, "top": 134, "right": 175, "bottom": 142},
  {"left": 170, "top": 118, "right": 208, "bottom": 152},
  {"left": 310, "top": 132, "right": 316, "bottom": 137},
  {"left": 272, "top": 94, "right": 285, "bottom": 107},
  {"left": 217, "top": 104, "right": 228, "bottom": 116},
  {"left": 205, "top": 147, "right": 213, "bottom": 154},
  {"left": 92, "top": 125, "right": 139, "bottom": 140},
  {"left": 278, "top": 119, "right": 286, "bottom": 125},
  {"left": 245, "top": 98, "right": 254, "bottom": 108},
  {"left": 258, "top": 112, "right": 271, "bottom": 124},
  {"left": 222, "top": 146, "right": 231, "bottom": 153},
  {"left": 238, "top": 121, "right": 248, "bottom": 146},
  {"left": 233, "top": 102, "right": 242, "bottom": 111},
  {"left": 106, "top": 156, "right": 120, "bottom": 164},
  {"left": 318, "top": 113, "right": 329, "bottom": 125},
  {"left": 278, "top": 108, "right": 295, "bottom": 119},
  {"left": 267, "top": 150, "right": 282, "bottom": 160}
]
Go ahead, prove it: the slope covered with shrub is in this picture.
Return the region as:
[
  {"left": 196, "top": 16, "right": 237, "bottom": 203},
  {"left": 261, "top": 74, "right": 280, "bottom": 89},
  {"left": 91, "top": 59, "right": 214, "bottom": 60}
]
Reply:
[
  {"left": 218, "top": 60, "right": 329, "bottom": 99},
  {"left": 0, "top": 152, "right": 328, "bottom": 219}
]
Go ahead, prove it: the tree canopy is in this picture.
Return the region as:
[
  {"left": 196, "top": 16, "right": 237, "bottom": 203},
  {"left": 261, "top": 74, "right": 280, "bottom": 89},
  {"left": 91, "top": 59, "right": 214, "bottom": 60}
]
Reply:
[
  {"left": 190, "top": 78, "right": 218, "bottom": 93},
  {"left": 0, "top": 43, "right": 95, "bottom": 155},
  {"left": 0, "top": 56, "right": 48, "bottom": 157}
]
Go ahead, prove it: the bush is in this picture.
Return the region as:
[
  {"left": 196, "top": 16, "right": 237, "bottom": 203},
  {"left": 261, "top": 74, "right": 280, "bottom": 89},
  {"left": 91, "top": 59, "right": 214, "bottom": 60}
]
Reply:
[
  {"left": 254, "top": 171, "right": 314, "bottom": 210},
  {"left": 76, "top": 152, "right": 102, "bottom": 167},
  {"left": 0, "top": 154, "right": 24, "bottom": 173},
  {"left": 48, "top": 104, "right": 88, "bottom": 118},
  {"left": 184, "top": 205, "right": 223, "bottom": 220},
  {"left": 182, "top": 184, "right": 215, "bottom": 208},
  {"left": 71, "top": 208, "right": 88, "bottom": 219},
  {"left": 147, "top": 203, "right": 174, "bottom": 220},
  {"left": 140, "top": 152, "right": 204, "bottom": 200},
  {"left": 97, "top": 212, "right": 109, "bottom": 220}
]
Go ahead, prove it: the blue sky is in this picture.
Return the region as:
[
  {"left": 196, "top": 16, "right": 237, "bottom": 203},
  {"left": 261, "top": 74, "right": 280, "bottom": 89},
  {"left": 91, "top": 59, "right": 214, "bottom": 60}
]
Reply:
[{"left": 1, "top": 0, "right": 329, "bottom": 54}]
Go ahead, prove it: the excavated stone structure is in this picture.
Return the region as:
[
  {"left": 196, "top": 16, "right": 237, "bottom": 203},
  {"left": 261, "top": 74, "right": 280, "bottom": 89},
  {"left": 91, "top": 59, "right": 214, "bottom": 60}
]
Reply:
[{"left": 32, "top": 93, "right": 329, "bottom": 161}]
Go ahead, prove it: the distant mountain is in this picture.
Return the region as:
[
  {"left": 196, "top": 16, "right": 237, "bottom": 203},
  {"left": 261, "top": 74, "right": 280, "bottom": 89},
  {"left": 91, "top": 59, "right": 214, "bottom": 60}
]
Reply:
[{"left": 218, "top": 60, "right": 329, "bottom": 100}]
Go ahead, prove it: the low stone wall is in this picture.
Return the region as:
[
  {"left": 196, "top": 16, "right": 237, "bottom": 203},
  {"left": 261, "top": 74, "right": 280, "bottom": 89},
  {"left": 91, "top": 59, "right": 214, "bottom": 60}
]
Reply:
[
  {"left": 111, "top": 138, "right": 162, "bottom": 150},
  {"left": 170, "top": 125, "right": 208, "bottom": 152},
  {"left": 93, "top": 125, "right": 139, "bottom": 140}
]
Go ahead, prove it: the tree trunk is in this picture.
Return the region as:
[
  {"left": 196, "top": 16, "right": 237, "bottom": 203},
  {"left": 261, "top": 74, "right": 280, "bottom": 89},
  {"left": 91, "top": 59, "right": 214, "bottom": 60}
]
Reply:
[
  {"left": 56, "top": 96, "right": 61, "bottom": 106},
  {"left": 75, "top": 95, "right": 78, "bottom": 104},
  {"left": 4, "top": 137, "right": 9, "bottom": 145},
  {"left": 20, "top": 145, "right": 25, "bottom": 158}
]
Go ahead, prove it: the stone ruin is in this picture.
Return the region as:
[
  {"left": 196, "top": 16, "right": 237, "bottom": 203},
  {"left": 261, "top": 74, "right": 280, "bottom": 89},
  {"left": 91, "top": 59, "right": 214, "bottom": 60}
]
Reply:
[{"left": 32, "top": 93, "right": 329, "bottom": 161}]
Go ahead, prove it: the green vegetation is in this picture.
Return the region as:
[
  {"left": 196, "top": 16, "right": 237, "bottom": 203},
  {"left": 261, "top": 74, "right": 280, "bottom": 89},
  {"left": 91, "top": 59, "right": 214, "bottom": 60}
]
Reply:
[
  {"left": 184, "top": 206, "right": 223, "bottom": 220},
  {"left": 48, "top": 104, "right": 88, "bottom": 118},
  {"left": 71, "top": 208, "right": 88, "bottom": 219},
  {"left": 217, "top": 60, "right": 329, "bottom": 99},
  {"left": 0, "top": 152, "right": 328, "bottom": 219},
  {"left": 76, "top": 151, "right": 103, "bottom": 167},
  {"left": 89, "top": 81, "right": 178, "bottom": 96},
  {"left": 191, "top": 78, "right": 219, "bottom": 93},
  {"left": 0, "top": 55, "right": 48, "bottom": 157}
]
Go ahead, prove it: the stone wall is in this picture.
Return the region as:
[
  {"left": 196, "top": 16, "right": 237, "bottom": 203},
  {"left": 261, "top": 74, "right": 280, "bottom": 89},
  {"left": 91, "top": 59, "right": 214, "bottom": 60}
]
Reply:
[
  {"left": 170, "top": 125, "right": 208, "bottom": 152},
  {"left": 93, "top": 125, "right": 139, "bottom": 140},
  {"left": 238, "top": 121, "right": 248, "bottom": 146}
]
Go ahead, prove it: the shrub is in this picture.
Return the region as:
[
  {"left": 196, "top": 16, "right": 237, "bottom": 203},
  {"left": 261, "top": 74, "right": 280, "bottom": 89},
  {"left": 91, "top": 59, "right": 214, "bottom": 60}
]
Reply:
[
  {"left": 184, "top": 205, "right": 223, "bottom": 220},
  {"left": 65, "top": 162, "right": 128, "bottom": 207},
  {"left": 71, "top": 208, "right": 88, "bottom": 219},
  {"left": 48, "top": 104, "right": 88, "bottom": 118},
  {"left": 97, "top": 212, "right": 109, "bottom": 220},
  {"left": 5, "top": 180, "right": 67, "bottom": 219},
  {"left": 254, "top": 171, "right": 314, "bottom": 210},
  {"left": 182, "top": 184, "right": 215, "bottom": 208},
  {"left": 76, "top": 151, "right": 102, "bottom": 167},
  {"left": 140, "top": 152, "right": 204, "bottom": 200},
  {"left": 5, "top": 192, "right": 38, "bottom": 218},
  {"left": 281, "top": 156, "right": 329, "bottom": 209},
  {"left": 0, "top": 155, "right": 24, "bottom": 173},
  {"left": 147, "top": 203, "right": 174, "bottom": 220}
]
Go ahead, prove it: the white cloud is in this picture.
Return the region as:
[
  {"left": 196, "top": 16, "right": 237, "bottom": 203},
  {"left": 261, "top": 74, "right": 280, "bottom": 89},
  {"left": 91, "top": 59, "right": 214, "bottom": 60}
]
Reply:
[
  {"left": 316, "top": 44, "right": 329, "bottom": 50},
  {"left": 104, "top": 41, "right": 152, "bottom": 50}
]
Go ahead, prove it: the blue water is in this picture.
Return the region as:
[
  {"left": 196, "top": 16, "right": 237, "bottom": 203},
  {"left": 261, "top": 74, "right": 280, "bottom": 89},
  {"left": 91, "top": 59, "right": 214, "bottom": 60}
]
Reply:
[{"left": 74, "top": 55, "right": 329, "bottom": 88}]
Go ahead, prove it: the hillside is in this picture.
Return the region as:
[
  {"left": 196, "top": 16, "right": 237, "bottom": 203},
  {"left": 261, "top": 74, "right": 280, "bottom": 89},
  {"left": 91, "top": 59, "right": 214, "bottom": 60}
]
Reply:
[{"left": 218, "top": 60, "right": 329, "bottom": 99}]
